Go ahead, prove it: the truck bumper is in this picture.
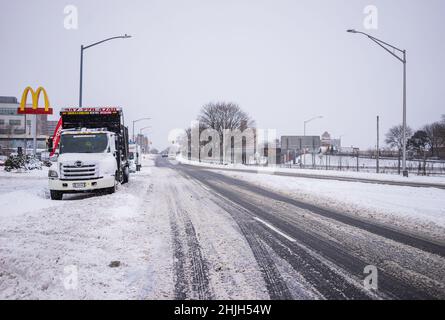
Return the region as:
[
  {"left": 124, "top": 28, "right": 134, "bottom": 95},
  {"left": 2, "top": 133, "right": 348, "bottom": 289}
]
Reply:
[{"left": 49, "top": 176, "right": 115, "bottom": 192}]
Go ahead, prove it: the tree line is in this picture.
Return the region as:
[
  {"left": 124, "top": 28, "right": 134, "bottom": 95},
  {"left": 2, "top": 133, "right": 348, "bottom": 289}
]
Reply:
[
  {"left": 385, "top": 115, "right": 445, "bottom": 158},
  {"left": 385, "top": 115, "right": 445, "bottom": 174}
]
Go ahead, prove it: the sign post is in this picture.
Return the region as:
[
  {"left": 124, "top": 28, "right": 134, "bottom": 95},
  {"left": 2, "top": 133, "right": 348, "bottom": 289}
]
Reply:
[{"left": 17, "top": 87, "right": 53, "bottom": 156}]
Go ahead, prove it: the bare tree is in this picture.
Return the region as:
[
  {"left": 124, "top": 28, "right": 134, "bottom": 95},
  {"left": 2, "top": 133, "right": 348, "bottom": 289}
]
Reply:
[
  {"left": 198, "top": 102, "right": 255, "bottom": 133},
  {"left": 424, "top": 122, "right": 445, "bottom": 157},
  {"left": 408, "top": 130, "right": 431, "bottom": 175},
  {"left": 197, "top": 102, "right": 256, "bottom": 163},
  {"left": 385, "top": 124, "right": 413, "bottom": 174}
]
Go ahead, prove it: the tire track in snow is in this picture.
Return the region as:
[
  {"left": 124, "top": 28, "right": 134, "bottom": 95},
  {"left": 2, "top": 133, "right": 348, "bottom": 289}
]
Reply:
[
  {"left": 177, "top": 164, "right": 442, "bottom": 299},
  {"left": 167, "top": 184, "right": 213, "bottom": 300},
  {"left": 210, "top": 192, "right": 370, "bottom": 300},
  {"left": 172, "top": 168, "right": 293, "bottom": 299}
]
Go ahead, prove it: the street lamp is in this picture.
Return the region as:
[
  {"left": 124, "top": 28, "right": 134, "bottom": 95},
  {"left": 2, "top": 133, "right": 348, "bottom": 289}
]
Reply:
[
  {"left": 304, "top": 116, "right": 323, "bottom": 136},
  {"left": 132, "top": 118, "right": 151, "bottom": 143},
  {"left": 347, "top": 29, "right": 408, "bottom": 177},
  {"left": 139, "top": 126, "right": 152, "bottom": 135},
  {"left": 79, "top": 34, "right": 132, "bottom": 107},
  {"left": 303, "top": 116, "right": 323, "bottom": 167}
]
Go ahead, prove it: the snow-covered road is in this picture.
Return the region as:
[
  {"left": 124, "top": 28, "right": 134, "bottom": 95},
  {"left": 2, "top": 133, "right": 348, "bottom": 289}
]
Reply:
[
  {"left": 0, "top": 157, "right": 269, "bottom": 299},
  {"left": 1, "top": 156, "right": 444, "bottom": 299}
]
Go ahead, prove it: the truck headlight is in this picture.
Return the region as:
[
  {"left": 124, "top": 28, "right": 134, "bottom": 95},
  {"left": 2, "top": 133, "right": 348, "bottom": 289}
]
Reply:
[{"left": 48, "top": 170, "right": 58, "bottom": 178}]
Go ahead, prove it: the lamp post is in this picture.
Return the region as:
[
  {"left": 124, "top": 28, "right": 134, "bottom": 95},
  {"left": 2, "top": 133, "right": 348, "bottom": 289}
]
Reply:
[
  {"left": 139, "top": 126, "right": 152, "bottom": 135},
  {"left": 79, "top": 34, "right": 131, "bottom": 108},
  {"left": 138, "top": 126, "right": 152, "bottom": 153},
  {"left": 347, "top": 29, "right": 408, "bottom": 177},
  {"left": 303, "top": 116, "right": 323, "bottom": 166},
  {"left": 132, "top": 118, "right": 151, "bottom": 144},
  {"left": 304, "top": 116, "right": 323, "bottom": 136}
]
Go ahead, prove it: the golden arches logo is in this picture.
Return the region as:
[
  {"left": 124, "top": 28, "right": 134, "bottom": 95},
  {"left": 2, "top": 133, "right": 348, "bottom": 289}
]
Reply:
[{"left": 18, "top": 86, "right": 53, "bottom": 115}]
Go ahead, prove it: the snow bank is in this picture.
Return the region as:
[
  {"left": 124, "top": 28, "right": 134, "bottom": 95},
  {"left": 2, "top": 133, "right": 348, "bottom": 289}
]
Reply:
[
  {"left": 176, "top": 155, "right": 445, "bottom": 186},
  {"left": 0, "top": 158, "right": 167, "bottom": 299}
]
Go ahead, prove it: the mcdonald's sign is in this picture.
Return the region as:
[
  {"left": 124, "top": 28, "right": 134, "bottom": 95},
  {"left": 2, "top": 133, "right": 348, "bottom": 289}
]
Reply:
[{"left": 17, "top": 86, "right": 53, "bottom": 115}]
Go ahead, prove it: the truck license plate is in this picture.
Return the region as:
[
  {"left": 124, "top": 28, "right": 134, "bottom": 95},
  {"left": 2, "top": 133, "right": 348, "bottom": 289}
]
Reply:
[{"left": 73, "top": 183, "right": 86, "bottom": 188}]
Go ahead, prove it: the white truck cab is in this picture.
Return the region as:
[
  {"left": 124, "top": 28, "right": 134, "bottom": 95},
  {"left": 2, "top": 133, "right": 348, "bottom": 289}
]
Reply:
[{"left": 48, "top": 130, "right": 118, "bottom": 199}]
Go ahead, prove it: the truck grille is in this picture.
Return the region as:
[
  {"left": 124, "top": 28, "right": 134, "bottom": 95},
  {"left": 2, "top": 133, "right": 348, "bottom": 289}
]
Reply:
[{"left": 60, "top": 163, "right": 100, "bottom": 180}]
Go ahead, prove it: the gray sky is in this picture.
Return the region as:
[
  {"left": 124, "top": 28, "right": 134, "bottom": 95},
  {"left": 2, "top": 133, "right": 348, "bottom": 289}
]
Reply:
[{"left": 1, "top": 0, "right": 444, "bottom": 150}]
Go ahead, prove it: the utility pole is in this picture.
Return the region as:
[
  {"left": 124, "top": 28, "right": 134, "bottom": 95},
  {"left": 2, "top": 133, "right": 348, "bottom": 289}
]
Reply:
[
  {"left": 132, "top": 118, "right": 151, "bottom": 144},
  {"left": 33, "top": 115, "right": 37, "bottom": 156},
  {"left": 79, "top": 45, "right": 84, "bottom": 108},
  {"left": 23, "top": 114, "right": 27, "bottom": 155},
  {"left": 347, "top": 29, "right": 408, "bottom": 177},
  {"left": 357, "top": 151, "right": 359, "bottom": 172},
  {"left": 377, "top": 116, "right": 380, "bottom": 173},
  {"left": 79, "top": 35, "right": 131, "bottom": 107},
  {"left": 402, "top": 50, "right": 408, "bottom": 177},
  {"left": 303, "top": 116, "right": 323, "bottom": 168}
]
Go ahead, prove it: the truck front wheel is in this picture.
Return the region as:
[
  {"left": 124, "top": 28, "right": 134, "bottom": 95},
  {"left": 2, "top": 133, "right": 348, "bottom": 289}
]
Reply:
[{"left": 50, "top": 190, "right": 63, "bottom": 200}]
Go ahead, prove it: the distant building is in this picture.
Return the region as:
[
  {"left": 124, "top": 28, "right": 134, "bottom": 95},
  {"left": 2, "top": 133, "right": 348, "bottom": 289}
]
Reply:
[
  {"left": 280, "top": 136, "right": 321, "bottom": 164},
  {"left": 321, "top": 131, "right": 341, "bottom": 150},
  {"left": 0, "top": 96, "right": 54, "bottom": 155},
  {"left": 281, "top": 135, "right": 321, "bottom": 152},
  {"left": 45, "top": 120, "right": 59, "bottom": 136},
  {"left": 136, "top": 133, "right": 150, "bottom": 154}
]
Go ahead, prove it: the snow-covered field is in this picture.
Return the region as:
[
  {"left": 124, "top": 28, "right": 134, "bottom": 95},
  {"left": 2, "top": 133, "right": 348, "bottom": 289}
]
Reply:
[{"left": 177, "top": 155, "right": 445, "bottom": 186}]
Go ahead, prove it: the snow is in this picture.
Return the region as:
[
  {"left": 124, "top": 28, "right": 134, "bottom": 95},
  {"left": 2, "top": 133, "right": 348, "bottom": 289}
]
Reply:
[
  {"left": 0, "top": 157, "right": 168, "bottom": 299},
  {"left": 2, "top": 154, "right": 443, "bottom": 299},
  {"left": 176, "top": 155, "right": 445, "bottom": 186},
  {"left": 297, "top": 153, "right": 445, "bottom": 170},
  {"left": 0, "top": 167, "right": 61, "bottom": 217},
  {"left": 0, "top": 155, "right": 270, "bottom": 299},
  {"left": 210, "top": 169, "right": 445, "bottom": 242}
]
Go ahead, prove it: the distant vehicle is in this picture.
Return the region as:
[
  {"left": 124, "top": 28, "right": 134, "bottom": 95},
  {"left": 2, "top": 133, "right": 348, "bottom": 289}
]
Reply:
[
  {"left": 161, "top": 154, "right": 168, "bottom": 158},
  {"left": 128, "top": 143, "right": 142, "bottom": 172},
  {"left": 47, "top": 107, "right": 130, "bottom": 200}
]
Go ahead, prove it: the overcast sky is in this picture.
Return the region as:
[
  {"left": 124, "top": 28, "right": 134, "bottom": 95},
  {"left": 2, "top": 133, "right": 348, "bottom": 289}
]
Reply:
[{"left": 1, "top": 0, "right": 444, "bottom": 150}]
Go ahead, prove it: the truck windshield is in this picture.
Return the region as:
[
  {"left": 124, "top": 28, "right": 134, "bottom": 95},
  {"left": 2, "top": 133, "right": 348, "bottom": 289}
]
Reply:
[{"left": 60, "top": 134, "right": 108, "bottom": 154}]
